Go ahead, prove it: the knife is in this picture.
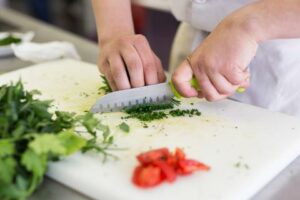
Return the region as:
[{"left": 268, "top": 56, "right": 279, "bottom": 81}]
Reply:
[
  {"left": 90, "top": 82, "right": 175, "bottom": 113},
  {"left": 90, "top": 78, "right": 245, "bottom": 114}
]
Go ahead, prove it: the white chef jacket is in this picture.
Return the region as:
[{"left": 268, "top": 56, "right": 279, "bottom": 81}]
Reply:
[{"left": 169, "top": 0, "right": 300, "bottom": 118}]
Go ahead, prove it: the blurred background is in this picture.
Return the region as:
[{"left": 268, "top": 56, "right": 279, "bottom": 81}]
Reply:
[{"left": 0, "top": 0, "right": 179, "bottom": 67}]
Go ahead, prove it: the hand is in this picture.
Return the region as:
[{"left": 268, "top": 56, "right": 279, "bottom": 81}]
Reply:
[
  {"left": 98, "top": 34, "right": 166, "bottom": 91},
  {"left": 172, "top": 15, "right": 259, "bottom": 101}
]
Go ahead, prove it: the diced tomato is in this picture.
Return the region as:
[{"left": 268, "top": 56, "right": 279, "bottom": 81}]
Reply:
[
  {"left": 132, "top": 165, "right": 163, "bottom": 188},
  {"left": 153, "top": 160, "right": 177, "bottom": 183},
  {"left": 178, "top": 159, "right": 210, "bottom": 175},
  {"left": 137, "top": 148, "right": 170, "bottom": 165},
  {"left": 175, "top": 148, "right": 186, "bottom": 161},
  {"left": 133, "top": 148, "right": 211, "bottom": 188}
]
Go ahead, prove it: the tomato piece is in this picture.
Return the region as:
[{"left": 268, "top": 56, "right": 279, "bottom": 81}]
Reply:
[
  {"left": 178, "top": 159, "right": 210, "bottom": 175},
  {"left": 132, "top": 165, "right": 163, "bottom": 188},
  {"left": 153, "top": 160, "right": 177, "bottom": 183},
  {"left": 137, "top": 148, "right": 170, "bottom": 165},
  {"left": 175, "top": 148, "right": 186, "bottom": 161}
]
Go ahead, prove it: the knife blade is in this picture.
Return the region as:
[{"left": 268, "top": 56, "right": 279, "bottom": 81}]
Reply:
[
  {"left": 90, "top": 82, "right": 174, "bottom": 113},
  {"left": 91, "top": 77, "right": 245, "bottom": 114}
]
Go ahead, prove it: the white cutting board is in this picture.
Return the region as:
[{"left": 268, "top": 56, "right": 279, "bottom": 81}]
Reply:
[{"left": 1, "top": 59, "right": 300, "bottom": 200}]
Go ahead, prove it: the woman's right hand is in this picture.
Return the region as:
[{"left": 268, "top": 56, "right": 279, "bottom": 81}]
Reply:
[{"left": 98, "top": 34, "right": 166, "bottom": 91}]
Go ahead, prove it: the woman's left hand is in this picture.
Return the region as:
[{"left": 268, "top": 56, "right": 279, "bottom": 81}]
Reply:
[{"left": 172, "top": 10, "right": 259, "bottom": 101}]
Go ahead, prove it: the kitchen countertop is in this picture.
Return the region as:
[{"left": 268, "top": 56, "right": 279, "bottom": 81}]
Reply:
[{"left": 1, "top": 7, "right": 300, "bottom": 200}]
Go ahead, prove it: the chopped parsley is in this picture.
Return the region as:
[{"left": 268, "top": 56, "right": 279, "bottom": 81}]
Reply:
[
  {"left": 99, "top": 75, "right": 112, "bottom": 94},
  {"left": 118, "top": 122, "right": 130, "bottom": 133},
  {"left": 169, "top": 109, "right": 201, "bottom": 117},
  {"left": 122, "top": 100, "right": 201, "bottom": 122}
]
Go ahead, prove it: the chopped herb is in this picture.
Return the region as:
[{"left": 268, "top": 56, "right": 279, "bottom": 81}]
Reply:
[
  {"left": 244, "top": 164, "right": 250, "bottom": 170},
  {"left": 0, "top": 81, "right": 115, "bottom": 200},
  {"left": 123, "top": 100, "right": 201, "bottom": 123},
  {"left": 79, "top": 92, "right": 89, "bottom": 97},
  {"left": 99, "top": 75, "right": 112, "bottom": 94},
  {"left": 169, "top": 109, "right": 201, "bottom": 117},
  {"left": 171, "top": 98, "right": 181, "bottom": 106},
  {"left": 123, "top": 102, "right": 173, "bottom": 121},
  {"left": 234, "top": 162, "right": 250, "bottom": 170},
  {"left": 118, "top": 122, "right": 130, "bottom": 133},
  {"left": 124, "top": 102, "right": 174, "bottom": 114},
  {"left": 0, "top": 35, "right": 21, "bottom": 46},
  {"left": 234, "top": 162, "right": 241, "bottom": 168}
]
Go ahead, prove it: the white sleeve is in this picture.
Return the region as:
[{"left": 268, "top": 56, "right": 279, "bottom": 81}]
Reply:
[{"left": 169, "top": 0, "right": 253, "bottom": 31}]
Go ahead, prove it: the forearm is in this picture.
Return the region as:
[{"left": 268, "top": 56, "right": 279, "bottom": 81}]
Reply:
[
  {"left": 226, "top": 0, "right": 300, "bottom": 43},
  {"left": 91, "top": 0, "right": 134, "bottom": 46}
]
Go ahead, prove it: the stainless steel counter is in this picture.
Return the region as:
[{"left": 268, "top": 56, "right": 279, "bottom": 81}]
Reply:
[{"left": 1, "top": 8, "right": 300, "bottom": 200}]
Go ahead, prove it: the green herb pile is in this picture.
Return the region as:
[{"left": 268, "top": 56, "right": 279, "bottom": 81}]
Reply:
[
  {"left": 99, "top": 76, "right": 202, "bottom": 123},
  {"left": 122, "top": 99, "right": 201, "bottom": 122},
  {"left": 169, "top": 109, "right": 201, "bottom": 117},
  {"left": 0, "top": 81, "right": 114, "bottom": 200},
  {"left": 0, "top": 35, "right": 22, "bottom": 46}
]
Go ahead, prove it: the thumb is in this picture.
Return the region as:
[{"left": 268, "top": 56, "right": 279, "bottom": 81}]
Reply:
[{"left": 171, "top": 60, "right": 198, "bottom": 98}]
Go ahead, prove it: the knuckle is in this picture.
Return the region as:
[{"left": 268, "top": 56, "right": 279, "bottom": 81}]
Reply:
[
  {"left": 220, "top": 86, "right": 234, "bottom": 95},
  {"left": 135, "top": 34, "right": 147, "bottom": 43},
  {"left": 126, "top": 57, "right": 139, "bottom": 70},
  {"left": 143, "top": 62, "right": 155, "bottom": 73},
  {"left": 117, "top": 37, "right": 129, "bottom": 46},
  {"left": 111, "top": 67, "right": 124, "bottom": 80},
  {"left": 205, "top": 93, "right": 217, "bottom": 102}
]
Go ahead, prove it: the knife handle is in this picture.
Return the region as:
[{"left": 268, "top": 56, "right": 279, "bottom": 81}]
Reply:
[{"left": 170, "top": 78, "right": 245, "bottom": 98}]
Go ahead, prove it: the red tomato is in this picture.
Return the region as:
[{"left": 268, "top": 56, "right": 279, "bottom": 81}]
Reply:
[
  {"left": 153, "top": 160, "right": 177, "bottom": 183},
  {"left": 175, "top": 148, "right": 186, "bottom": 161},
  {"left": 132, "top": 165, "right": 163, "bottom": 188},
  {"left": 137, "top": 148, "right": 170, "bottom": 165},
  {"left": 178, "top": 159, "right": 210, "bottom": 175},
  {"left": 133, "top": 148, "right": 211, "bottom": 188}
]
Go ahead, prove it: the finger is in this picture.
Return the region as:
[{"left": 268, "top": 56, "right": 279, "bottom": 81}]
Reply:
[
  {"left": 239, "top": 76, "right": 250, "bottom": 89},
  {"left": 198, "top": 93, "right": 205, "bottom": 98},
  {"left": 172, "top": 60, "right": 198, "bottom": 97},
  {"left": 133, "top": 35, "right": 158, "bottom": 85},
  {"left": 98, "top": 57, "right": 107, "bottom": 75},
  {"left": 153, "top": 53, "right": 166, "bottom": 83},
  {"left": 207, "top": 72, "right": 236, "bottom": 95},
  {"left": 120, "top": 45, "right": 145, "bottom": 88},
  {"left": 98, "top": 60, "right": 117, "bottom": 91},
  {"left": 108, "top": 54, "right": 131, "bottom": 90},
  {"left": 194, "top": 67, "right": 227, "bottom": 101},
  {"left": 222, "top": 65, "right": 249, "bottom": 85}
]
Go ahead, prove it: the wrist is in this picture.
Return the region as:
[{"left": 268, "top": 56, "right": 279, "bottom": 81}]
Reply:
[
  {"left": 99, "top": 29, "right": 135, "bottom": 47},
  {"left": 222, "top": 1, "right": 270, "bottom": 43}
]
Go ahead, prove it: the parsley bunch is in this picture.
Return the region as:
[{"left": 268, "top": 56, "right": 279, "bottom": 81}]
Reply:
[{"left": 0, "top": 81, "right": 114, "bottom": 200}]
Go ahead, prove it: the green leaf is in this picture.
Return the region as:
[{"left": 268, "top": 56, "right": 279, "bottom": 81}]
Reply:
[
  {"left": 57, "top": 130, "right": 87, "bottom": 155},
  {"left": 118, "top": 122, "right": 130, "bottom": 133},
  {"left": 99, "top": 75, "right": 112, "bottom": 94},
  {"left": 29, "top": 134, "right": 66, "bottom": 155},
  {"left": 79, "top": 113, "right": 99, "bottom": 135},
  {"left": 0, "top": 157, "right": 16, "bottom": 184},
  {"left": 21, "top": 149, "right": 47, "bottom": 177},
  {"left": 0, "top": 140, "right": 14, "bottom": 157}
]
